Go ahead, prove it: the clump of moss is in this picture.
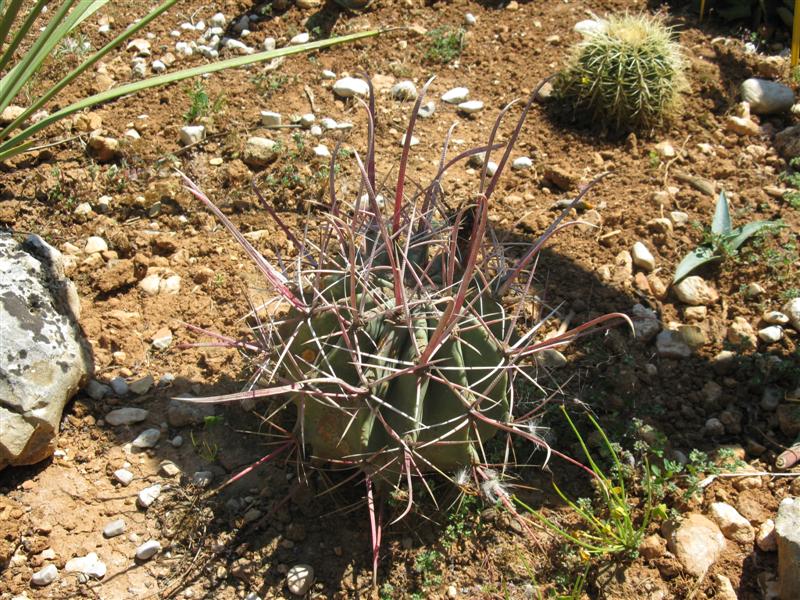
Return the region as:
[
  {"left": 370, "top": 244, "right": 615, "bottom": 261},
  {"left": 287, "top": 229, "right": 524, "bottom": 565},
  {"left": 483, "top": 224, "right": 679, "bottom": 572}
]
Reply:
[{"left": 554, "top": 14, "right": 688, "bottom": 134}]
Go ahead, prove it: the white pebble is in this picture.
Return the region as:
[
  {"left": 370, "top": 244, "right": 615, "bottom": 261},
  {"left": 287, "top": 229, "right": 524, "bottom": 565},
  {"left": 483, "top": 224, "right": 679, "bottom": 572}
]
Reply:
[
  {"left": 758, "top": 326, "right": 783, "bottom": 343},
  {"left": 313, "top": 144, "right": 331, "bottom": 158},
  {"left": 135, "top": 540, "right": 162, "bottom": 561},
  {"left": 457, "top": 100, "right": 484, "bottom": 114},
  {"left": 151, "top": 59, "right": 166, "bottom": 73},
  {"left": 290, "top": 32, "right": 310, "bottom": 45},
  {"left": 391, "top": 81, "right": 418, "bottom": 101},
  {"left": 417, "top": 101, "right": 436, "bottom": 118},
  {"left": 179, "top": 125, "right": 205, "bottom": 145},
  {"left": 299, "top": 113, "right": 316, "bottom": 128},
  {"left": 286, "top": 564, "right": 314, "bottom": 595},
  {"left": 441, "top": 87, "right": 469, "bottom": 104},
  {"left": 309, "top": 124, "right": 322, "bottom": 136},
  {"left": 464, "top": 13, "right": 477, "bottom": 26},
  {"left": 632, "top": 241, "right": 656, "bottom": 272},
  {"left": 137, "top": 484, "right": 162, "bottom": 508},
  {"left": 105, "top": 407, "right": 147, "bottom": 425},
  {"left": 209, "top": 12, "right": 226, "bottom": 28},
  {"left": 763, "top": 310, "right": 789, "bottom": 325},
  {"left": 31, "top": 564, "right": 58, "bottom": 586},
  {"left": 485, "top": 161, "right": 498, "bottom": 176},
  {"left": 321, "top": 69, "right": 336, "bottom": 79},
  {"left": 84, "top": 236, "right": 108, "bottom": 254},
  {"left": 263, "top": 37, "right": 276, "bottom": 51},
  {"left": 103, "top": 519, "right": 126, "bottom": 538},
  {"left": 320, "top": 117, "right": 338, "bottom": 130},
  {"left": 333, "top": 77, "right": 369, "bottom": 98},
  {"left": 261, "top": 111, "right": 282, "bottom": 126},
  {"left": 113, "top": 468, "right": 134, "bottom": 486},
  {"left": 400, "top": 134, "right": 419, "bottom": 147},
  {"left": 511, "top": 156, "right": 533, "bottom": 170},
  {"left": 64, "top": 552, "right": 106, "bottom": 579}
]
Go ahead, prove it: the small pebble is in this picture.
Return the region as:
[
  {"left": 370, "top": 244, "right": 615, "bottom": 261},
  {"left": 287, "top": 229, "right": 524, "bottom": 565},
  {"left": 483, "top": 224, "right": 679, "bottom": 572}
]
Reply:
[
  {"left": 132, "top": 428, "right": 161, "bottom": 449},
  {"left": 135, "top": 540, "right": 162, "bottom": 561},
  {"left": 457, "top": 100, "right": 484, "bottom": 114},
  {"left": 31, "top": 564, "right": 58, "bottom": 586},
  {"left": 464, "top": 13, "right": 477, "bottom": 26},
  {"left": 511, "top": 156, "right": 533, "bottom": 170},
  {"left": 290, "top": 32, "right": 310, "bottom": 45},
  {"left": 260, "top": 111, "right": 281, "bottom": 127},
  {"left": 632, "top": 241, "right": 656, "bottom": 272},
  {"left": 103, "top": 519, "right": 126, "bottom": 538},
  {"left": 84, "top": 236, "right": 108, "bottom": 254},
  {"left": 441, "top": 87, "right": 469, "bottom": 104},
  {"left": 391, "top": 81, "right": 418, "bottom": 101},
  {"left": 114, "top": 468, "right": 134, "bottom": 486},
  {"left": 758, "top": 326, "right": 783, "bottom": 343},
  {"left": 286, "top": 564, "right": 314, "bottom": 596},
  {"left": 137, "top": 484, "right": 162, "bottom": 509}
]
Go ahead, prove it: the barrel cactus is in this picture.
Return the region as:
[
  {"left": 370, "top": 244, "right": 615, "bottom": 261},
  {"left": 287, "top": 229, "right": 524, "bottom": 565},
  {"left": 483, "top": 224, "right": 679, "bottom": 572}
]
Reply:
[
  {"left": 181, "top": 77, "right": 627, "bottom": 575},
  {"left": 554, "top": 13, "right": 687, "bottom": 133}
]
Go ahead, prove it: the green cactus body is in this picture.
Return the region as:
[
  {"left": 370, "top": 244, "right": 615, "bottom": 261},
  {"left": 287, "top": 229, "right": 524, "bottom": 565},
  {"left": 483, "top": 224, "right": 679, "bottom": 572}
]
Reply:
[
  {"left": 286, "top": 276, "right": 510, "bottom": 476},
  {"left": 555, "top": 14, "right": 687, "bottom": 133}
]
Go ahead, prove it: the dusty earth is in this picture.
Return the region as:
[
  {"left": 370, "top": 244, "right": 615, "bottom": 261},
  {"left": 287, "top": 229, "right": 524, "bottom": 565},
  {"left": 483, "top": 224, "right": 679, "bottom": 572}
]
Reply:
[{"left": 1, "top": 0, "right": 799, "bottom": 598}]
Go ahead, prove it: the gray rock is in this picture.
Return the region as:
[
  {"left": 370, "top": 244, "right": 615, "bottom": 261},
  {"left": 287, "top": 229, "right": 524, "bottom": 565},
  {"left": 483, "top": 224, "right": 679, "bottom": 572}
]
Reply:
[
  {"left": 193, "top": 471, "right": 213, "bottom": 487},
  {"left": 0, "top": 235, "right": 93, "bottom": 470},
  {"left": 109, "top": 376, "right": 130, "bottom": 397},
  {"left": 286, "top": 564, "right": 314, "bottom": 596},
  {"left": 632, "top": 304, "right": 661, "bottom": 343},
  {"left": 85, "top": 379, "right": 110, "bottom": 400},
  {"left": 655, "top": 330, "right": 691, "bottom": 359},
  {"left": 129, "top": 374, "right": 154, "bottom": 395},
  {"left": 663, "top": 513, "right": 725, "bottom": 576},
  {"left": 135, "top": 540, "right": 161, "bottom": 560},
  {"left": 64, "top": 552, "right": 106, "bottom": 579},
  {"left": 31, "top": 564, "right": 58, "bottom": 586},
  {"left": 105, "top": 407, "right": 148, "bottom": 426},
  {"left": 741, "top": 78, "right": 795, "bottom": 114},
  {"left": 167, "top": 399, "right": 215, "bottom": 427},
  {"left": 776, "top": 497, "right": 800, "bottom": 599},
  {"left": 103, "top": 519, "right": 126, "bottom": 538},
  {"left": 132, "top": 428, "right": 160, "bottom": 449}
]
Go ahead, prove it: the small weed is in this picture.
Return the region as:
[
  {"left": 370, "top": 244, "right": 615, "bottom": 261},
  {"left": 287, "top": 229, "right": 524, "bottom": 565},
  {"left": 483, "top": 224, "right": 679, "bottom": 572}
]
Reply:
[
  {"left": 517, "top": 407, "right": 665, "bottom": 561},
  {"left": 413, "top": 549, "right": 443, "bottom": 587},
  {"left": 190, "top": 415, "right": 223, "bottom": 462},
  {"left": 443, "top": 494, "right": 479, "bottom": 549},
  {"left": 425, "top": 27, "right": 465, "bottom": 64},
  {"left": 251, "top": 72, "right": 290, "bottom": 98},
  {"left": 780, "top": 157, "right": 800, "bottom": 209},
  {"left": 104, "top": 162, "right": 129, "bottom": 193},
  {"left": 184, "top": 81, "right": 225, "bottom": 124},
  {"left": 54, "top": 34, "right": 92, "bottom": 59},
  {"left": 379, "top": 583, "right": 395, "bottom": 600},
  {"left": 647, "top": 150, "right": 661, "bottom": 169}
]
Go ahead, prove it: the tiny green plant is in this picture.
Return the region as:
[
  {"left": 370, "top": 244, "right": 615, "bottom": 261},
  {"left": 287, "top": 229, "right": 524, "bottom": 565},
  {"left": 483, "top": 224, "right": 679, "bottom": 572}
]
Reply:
[
  {"left": 425, "top": 27, "right": 465, "bottom": 64},
  {"left": 780, "top": 157, "right": 800, "bottom": 209},
  {"left": 516, "top": 407, "right": 665, "bottom": 561},
  {"left": 0, "top": 1, "right": 379, "bottom": 161},
  {"left": 183, "top": 81, "right": 224, "bottom": 124},
  {"left": 554, "top": 13, "right": 688, "bottom": 133},
  {"left": 673, "top": 190, "right": 781, "bottom": 283},
  {"left": 190, "top": 415, "right": 223, "bottom": 463}
]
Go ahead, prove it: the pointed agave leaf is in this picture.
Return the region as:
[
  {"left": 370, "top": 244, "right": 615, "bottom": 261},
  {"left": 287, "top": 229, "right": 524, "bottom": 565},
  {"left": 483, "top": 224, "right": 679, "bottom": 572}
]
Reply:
[
  {"left": 725, "top": 220, "right": 782, "bottom": 251},
  {"left": 711, "top": 190, "right": 731, "bottom": 235},
  {"left": 672, "top": 244, "right": 719, "bottom": 284}
]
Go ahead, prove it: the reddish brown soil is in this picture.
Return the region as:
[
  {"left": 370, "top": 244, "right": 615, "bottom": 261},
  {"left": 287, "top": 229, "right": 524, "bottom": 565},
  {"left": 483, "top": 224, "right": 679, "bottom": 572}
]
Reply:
[{"left": 1, "top": 0, "right": 799, "bottom": 599}]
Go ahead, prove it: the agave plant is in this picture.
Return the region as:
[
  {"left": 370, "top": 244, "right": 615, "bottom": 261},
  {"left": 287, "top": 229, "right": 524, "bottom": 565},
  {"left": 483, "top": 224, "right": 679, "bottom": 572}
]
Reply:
[
  {"left": 0, "top": 0, "right": 378, "bottom": 161},
  {"left": 180, "top": 77, "right": 629, "bottom": 579}
]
